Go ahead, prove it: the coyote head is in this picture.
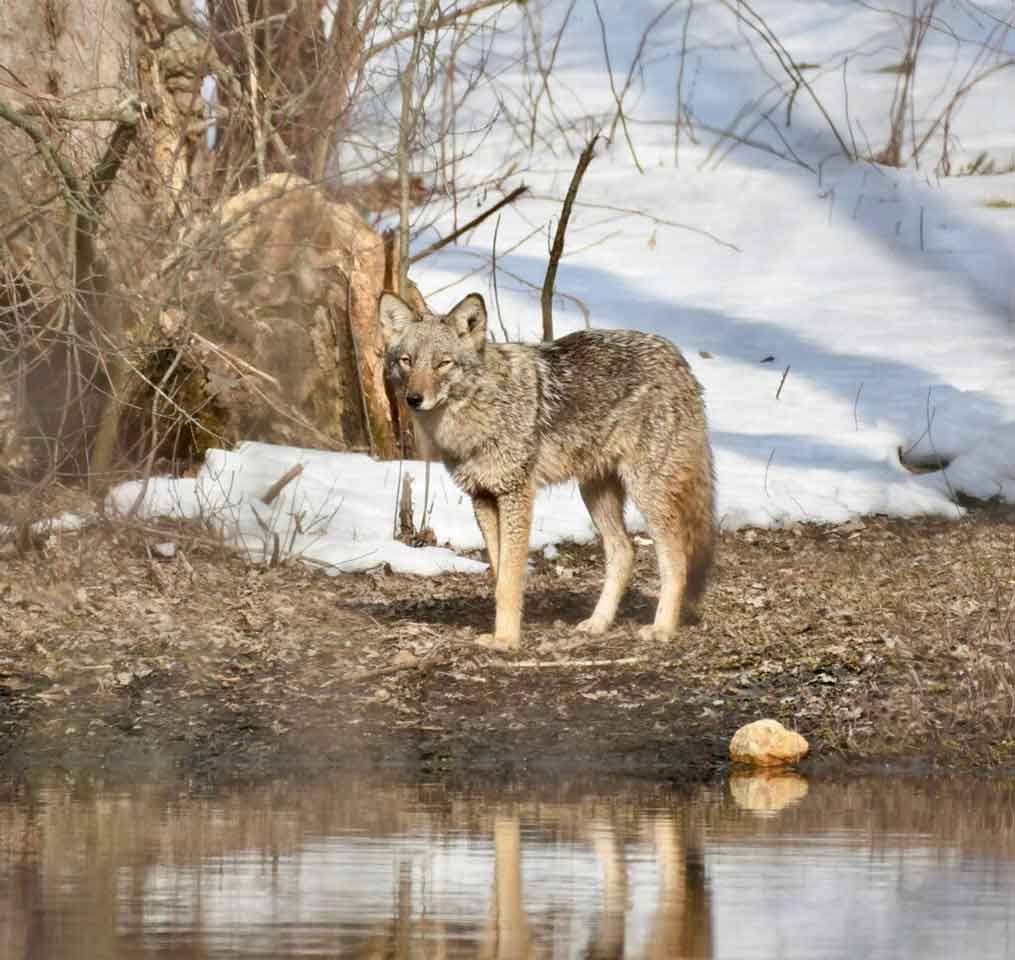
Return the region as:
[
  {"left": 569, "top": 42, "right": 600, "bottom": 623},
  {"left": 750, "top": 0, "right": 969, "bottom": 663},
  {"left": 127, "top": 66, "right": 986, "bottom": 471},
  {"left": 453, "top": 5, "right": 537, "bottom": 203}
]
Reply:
[{"left": 377, "top": 292, "right": 487, "bottom": 412}]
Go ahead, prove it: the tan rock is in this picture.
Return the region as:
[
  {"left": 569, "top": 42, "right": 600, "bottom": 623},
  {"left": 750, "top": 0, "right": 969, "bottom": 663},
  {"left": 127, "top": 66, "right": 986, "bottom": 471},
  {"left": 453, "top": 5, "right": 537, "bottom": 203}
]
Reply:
[
  {"left": 729, "top": 718, "right": 809, "bottom": 766},
  {"left": 729, "top": 770, "right": 809, "bottom": 813}
]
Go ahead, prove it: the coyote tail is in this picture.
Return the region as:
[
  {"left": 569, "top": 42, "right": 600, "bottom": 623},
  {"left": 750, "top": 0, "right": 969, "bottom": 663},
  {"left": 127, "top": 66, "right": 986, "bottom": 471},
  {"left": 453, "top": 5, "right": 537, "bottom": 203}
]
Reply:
[{"left": 681, "top": 440, "right": 717, "bottom": 620}]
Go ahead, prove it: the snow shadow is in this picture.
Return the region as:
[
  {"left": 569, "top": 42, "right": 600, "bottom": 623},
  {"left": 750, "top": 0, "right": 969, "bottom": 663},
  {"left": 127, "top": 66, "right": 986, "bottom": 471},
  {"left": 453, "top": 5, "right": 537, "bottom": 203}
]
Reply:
[{"left": 464, "top": 251, "right": 1008, "bottom": 447}]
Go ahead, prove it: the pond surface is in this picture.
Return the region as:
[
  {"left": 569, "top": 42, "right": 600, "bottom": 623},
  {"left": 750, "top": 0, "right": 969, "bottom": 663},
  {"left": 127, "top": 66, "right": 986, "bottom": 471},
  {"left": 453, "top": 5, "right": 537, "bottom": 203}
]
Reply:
[{"left": 1, "top": 771, "right": 1013, "bottom": 958}]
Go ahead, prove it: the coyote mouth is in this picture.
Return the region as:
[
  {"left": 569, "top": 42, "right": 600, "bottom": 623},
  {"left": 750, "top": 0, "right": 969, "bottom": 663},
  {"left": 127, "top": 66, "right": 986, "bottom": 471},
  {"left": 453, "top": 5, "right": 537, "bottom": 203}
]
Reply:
[{"left": 410, "top": 397, "right": 441, "bottom": 413}]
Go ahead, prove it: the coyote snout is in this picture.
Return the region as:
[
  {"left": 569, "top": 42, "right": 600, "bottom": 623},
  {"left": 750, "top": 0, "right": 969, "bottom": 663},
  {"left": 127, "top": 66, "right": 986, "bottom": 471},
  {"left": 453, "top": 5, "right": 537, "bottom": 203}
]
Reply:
[{"left": 378, "top": 291, "right": 716, "bottom": 650}]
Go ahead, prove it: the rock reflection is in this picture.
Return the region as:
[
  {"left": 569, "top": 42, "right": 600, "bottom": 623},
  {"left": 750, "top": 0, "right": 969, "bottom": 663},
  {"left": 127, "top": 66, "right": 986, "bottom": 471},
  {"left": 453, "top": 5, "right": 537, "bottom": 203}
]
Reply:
[{"left": 728, "top": 770, "right": 809, "bottom": 815}]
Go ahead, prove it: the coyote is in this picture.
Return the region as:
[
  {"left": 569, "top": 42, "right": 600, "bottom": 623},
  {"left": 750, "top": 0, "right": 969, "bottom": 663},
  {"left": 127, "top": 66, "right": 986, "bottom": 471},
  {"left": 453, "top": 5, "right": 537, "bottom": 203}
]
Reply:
[{"left": 378, "top": 291, "right": 715, "bottom": 650}]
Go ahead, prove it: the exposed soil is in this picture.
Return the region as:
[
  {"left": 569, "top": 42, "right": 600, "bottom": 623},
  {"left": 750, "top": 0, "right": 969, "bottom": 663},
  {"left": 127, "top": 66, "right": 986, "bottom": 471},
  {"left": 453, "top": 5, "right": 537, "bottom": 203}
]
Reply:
[{"left": 1, "top": 496, "right": 1014, "bottom": 785}]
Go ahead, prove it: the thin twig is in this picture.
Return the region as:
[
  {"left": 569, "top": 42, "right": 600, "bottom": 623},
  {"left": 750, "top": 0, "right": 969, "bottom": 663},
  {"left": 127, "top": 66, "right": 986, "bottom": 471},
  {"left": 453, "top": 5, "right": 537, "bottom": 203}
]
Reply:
[
  {"left": 674, "top": 0, "right": 695, "bottom": 167},
  {"left": 775, "top": 364, "right": 790, "bottom": 400},
  {"left": 409, "top": 185, "right": 528, "bottom": 264},
  {"left": 719, "top": 0, "right": 852, "bottom": 158},
  {"left": 125, "top": 348, "right": 184, "bottom": 521},
  {"left": 491, "top": 213, "right": 510, "bottom": 342},
  {"left": 541, "top": 136, "right": 599, "bottom": 341},
  {"left": 362, "top": 0, "right": 510, "bottom": 63},
  {"left": 190, "top": 331, "right": 282, "bottom": 389},
  {"left": 532, "top": 194, "right": 742, "bottom": 252},
  {"left": 0, "top": 96, "right": 87, "bottom": 209}
]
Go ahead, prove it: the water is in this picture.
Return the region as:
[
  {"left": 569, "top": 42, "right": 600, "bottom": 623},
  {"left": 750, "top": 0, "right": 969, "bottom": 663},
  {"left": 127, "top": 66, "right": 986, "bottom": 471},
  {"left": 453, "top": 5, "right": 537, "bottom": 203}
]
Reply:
[{"left": 1, "top": 772, "right": 1013, "bottom": 958}]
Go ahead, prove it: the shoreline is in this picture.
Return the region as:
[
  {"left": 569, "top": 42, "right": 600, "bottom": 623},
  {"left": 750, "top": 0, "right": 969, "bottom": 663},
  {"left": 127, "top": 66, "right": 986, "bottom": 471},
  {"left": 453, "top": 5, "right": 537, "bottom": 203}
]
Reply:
[{"left": 1, "top": 509, "right": 1014, "bottom": 785}]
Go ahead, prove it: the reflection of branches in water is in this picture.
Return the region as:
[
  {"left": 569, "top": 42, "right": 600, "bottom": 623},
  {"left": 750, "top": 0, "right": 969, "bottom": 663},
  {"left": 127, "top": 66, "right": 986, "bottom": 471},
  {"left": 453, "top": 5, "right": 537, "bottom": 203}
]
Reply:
[{"left": 7, "top": 775, "right": 1015, "bottom": 956}]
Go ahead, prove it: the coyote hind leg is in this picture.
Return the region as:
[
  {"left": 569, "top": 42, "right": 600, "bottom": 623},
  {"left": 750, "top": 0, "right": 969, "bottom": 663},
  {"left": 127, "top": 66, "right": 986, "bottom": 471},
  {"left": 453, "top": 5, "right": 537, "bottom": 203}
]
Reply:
[
  {"left": 625, "top": 469, "right": 691, "bottom": 643},
  {"left": 575, "top": 473, "right": 635, "bottom": 636},
  {"left": 637, "top": 523, "right": 687, "bottom": 642}
]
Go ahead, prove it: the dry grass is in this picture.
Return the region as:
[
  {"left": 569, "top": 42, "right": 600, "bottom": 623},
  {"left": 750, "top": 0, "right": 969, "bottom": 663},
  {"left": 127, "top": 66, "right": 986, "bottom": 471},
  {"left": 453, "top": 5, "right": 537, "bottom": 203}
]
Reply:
[{"left": 958, "top": 151, "right": 1015, "bottom": 177}]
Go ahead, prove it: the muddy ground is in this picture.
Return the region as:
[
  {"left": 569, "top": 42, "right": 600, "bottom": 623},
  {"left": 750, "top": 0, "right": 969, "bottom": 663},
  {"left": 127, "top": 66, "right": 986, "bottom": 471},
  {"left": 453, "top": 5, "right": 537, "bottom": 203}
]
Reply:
[{"left": 1, "top": 499, "right": 1014, "bottom": 785}]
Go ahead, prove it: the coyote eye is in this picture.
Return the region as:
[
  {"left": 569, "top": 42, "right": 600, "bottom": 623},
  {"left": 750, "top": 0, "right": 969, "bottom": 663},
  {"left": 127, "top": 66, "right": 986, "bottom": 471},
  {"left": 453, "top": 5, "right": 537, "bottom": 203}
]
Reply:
[
  {"left": 399, "top": 355, "right": 412, "bottom": 367},
  {"left": 435, "top": 358, "right": 453, "bottom": 371}
]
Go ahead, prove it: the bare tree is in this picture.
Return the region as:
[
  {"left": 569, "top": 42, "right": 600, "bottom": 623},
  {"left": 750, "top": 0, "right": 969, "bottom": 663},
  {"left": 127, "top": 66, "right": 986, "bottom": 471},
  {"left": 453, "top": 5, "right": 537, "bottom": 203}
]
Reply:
[{"left": 0, "top": 0, "right": 522, "bottom": 491}]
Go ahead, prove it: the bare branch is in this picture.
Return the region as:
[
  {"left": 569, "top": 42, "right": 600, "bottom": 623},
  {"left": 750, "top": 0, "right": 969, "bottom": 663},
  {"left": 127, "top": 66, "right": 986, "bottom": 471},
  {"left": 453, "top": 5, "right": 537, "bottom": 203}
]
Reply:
[
  {"left": 541, "top": 136, "right": 598, "bottom": 342},
  {"left": 531, "top": 193, "right": 742, "bottom": 253},
  {"left": 409, "top": 185, "right": 528, "bottom": 264},
  {"left": 362, "top": 0, "right": 511, "bottom": 62},
  {"left": 719, "top": 0, "right": 853, "bottom": 158},
  {"left": 0, "top": 96, "right": 88, "bottom": 212}
]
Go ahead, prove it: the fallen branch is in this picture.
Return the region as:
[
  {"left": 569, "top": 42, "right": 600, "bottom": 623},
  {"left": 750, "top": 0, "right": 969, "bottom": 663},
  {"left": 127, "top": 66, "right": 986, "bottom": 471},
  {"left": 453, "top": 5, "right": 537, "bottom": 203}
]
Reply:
[
  {"left": 489, "top": 649, "right": 641, "bottom": 665},
  {"left": 541, "top": 136, "right": 599, "bottom": 341},
  {"left": 261, "top": 464, "right": 304, "bottom": 505},
  {"left": 490, "top": 656, "right": 646, "bottom": 668},
  {"left": 325, "top": 640, "right": 471, "bottom": 687},
  {"left": 328, "top": 661, "right": 417, "bottom": 686}
]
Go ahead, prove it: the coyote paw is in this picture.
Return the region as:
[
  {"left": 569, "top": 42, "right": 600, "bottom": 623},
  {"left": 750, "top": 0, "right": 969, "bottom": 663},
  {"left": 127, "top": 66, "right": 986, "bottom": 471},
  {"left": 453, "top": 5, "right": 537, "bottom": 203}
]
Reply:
[
  {"left": 476, "top": 632, "right": 519, "bottom": 652},
  {"left": 575, "top": 615, "right": 610, "bottom": 636},
  {"left": 637, "top": 624, "right": 676, "bottom": 643}
]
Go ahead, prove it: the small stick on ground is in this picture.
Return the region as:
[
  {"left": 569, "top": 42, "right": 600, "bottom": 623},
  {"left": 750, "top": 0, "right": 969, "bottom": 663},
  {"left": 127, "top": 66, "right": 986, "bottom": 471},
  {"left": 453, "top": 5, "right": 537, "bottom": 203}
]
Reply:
[
  {"left": 261, "top": 463, "right": 304, "bottom": 505},
  {"left": 329, "top": 661, "right": 417, "bottom": 687},
  {"left": 326, "top": 639, "right": 477, "bottom": 688},
  {"left": 330, "top": 652, "right": 646, "bottom": 687},
  {"left": 541, "top": 136, "right": 599, "bottom": 341},
  {"left": 490, "top": 656, "right": 645, "bottom": 669}
]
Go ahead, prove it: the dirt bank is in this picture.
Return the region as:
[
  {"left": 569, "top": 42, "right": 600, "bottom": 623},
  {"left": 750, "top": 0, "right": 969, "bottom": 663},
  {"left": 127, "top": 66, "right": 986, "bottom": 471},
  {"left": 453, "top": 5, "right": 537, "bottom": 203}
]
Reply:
[{"left": 1, "top": 501, "right": 1013, "bottom": 784}]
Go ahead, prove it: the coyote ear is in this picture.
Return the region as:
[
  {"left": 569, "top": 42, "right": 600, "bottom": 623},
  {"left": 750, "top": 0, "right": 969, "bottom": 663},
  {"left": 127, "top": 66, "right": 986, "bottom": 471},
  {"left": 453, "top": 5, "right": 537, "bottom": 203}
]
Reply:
[
  {"left": 447, "top": 293, "right": 487, "bottom": 351},
  {"left": 378, "top": 292, "right": 418, "bottom": 345}
]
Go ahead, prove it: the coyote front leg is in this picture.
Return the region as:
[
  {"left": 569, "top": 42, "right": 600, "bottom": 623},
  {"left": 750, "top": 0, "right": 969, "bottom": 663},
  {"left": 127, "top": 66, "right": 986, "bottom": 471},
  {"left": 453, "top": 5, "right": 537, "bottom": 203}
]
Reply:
[
  {"left": 472, "top": 493, "right": 500, "bottom": 582},
  {"left": 489, "top": 487, "right": 534, "bottom": 650}
]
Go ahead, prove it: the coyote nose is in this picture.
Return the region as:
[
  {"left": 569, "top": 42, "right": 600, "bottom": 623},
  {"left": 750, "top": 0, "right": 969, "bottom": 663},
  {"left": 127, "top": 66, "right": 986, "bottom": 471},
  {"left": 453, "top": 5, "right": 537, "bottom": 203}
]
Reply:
[{"left": 406, "top": 392, "right": 423, "bottom": 409}]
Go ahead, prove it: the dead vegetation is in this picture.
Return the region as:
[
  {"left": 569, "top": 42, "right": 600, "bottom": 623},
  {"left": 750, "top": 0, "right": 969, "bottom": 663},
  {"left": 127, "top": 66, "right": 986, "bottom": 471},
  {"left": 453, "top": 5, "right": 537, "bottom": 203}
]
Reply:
[{"left": 0, "top": 500, "right": 1013, "bottom": 782}]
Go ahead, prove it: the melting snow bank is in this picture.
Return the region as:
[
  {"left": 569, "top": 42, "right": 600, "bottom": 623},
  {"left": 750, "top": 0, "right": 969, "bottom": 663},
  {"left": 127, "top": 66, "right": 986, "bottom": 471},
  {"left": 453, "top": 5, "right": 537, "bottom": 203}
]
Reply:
[
  {"left": 107, "top": 443, "right": 489, "bottom": 576},
  {"left": 98, "top": 434, "right": 1009, "bottom": 576},
  {"left": 105, "top": 442, "right": 594, "bottom": 575}
]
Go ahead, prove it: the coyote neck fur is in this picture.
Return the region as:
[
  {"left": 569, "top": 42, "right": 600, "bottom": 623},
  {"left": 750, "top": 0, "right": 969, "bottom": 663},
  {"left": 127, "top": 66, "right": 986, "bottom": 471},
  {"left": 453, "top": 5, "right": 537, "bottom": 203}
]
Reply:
[{"left": 412, "top": 343, "right": 554, "bottom": 495}]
